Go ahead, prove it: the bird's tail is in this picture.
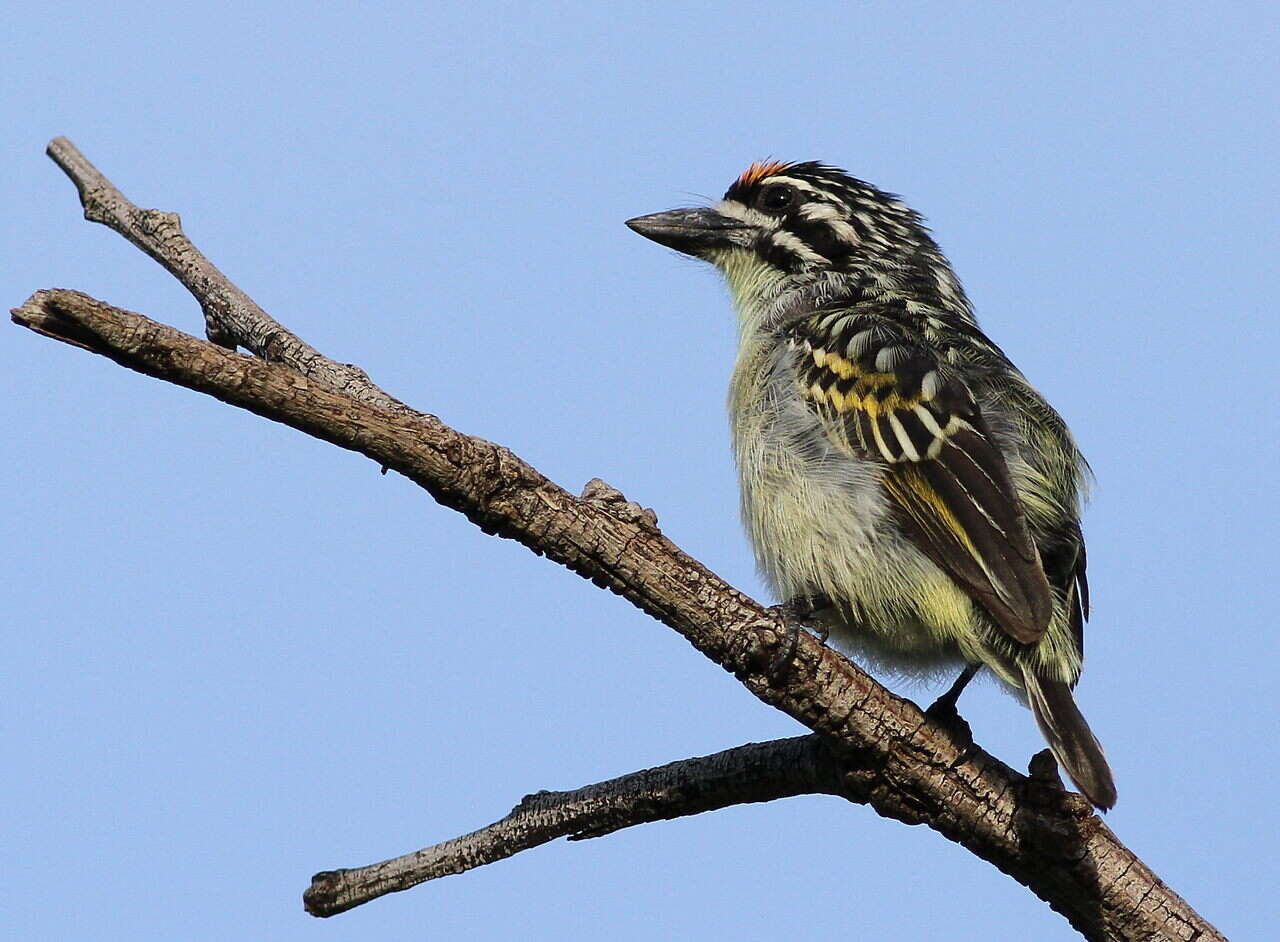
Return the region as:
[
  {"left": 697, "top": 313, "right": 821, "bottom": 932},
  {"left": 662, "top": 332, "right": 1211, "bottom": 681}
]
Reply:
[{"left": 1022, "top": 667, "right": 1117, "bottom": 810}]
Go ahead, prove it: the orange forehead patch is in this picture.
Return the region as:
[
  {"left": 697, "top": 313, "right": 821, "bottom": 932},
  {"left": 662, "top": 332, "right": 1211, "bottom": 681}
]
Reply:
[{"left": 735, "top": 159, "right": 794, "bottom": 188}]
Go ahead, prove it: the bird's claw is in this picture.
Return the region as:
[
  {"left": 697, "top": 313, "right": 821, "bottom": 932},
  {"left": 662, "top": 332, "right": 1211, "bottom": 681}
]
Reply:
[{"left": 764, "top": 595, "right": 831, "bottom": 680}]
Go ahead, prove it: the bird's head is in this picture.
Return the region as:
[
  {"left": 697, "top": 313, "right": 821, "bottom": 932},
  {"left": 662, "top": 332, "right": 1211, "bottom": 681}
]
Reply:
[{"left": 627, "top": 161, "right": 969, "bottom": 329}]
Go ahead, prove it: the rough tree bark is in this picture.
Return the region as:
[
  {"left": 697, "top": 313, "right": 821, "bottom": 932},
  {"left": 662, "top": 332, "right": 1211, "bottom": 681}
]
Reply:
[{"left": 11, "top": 138, "right": 1225, "bottom": 942}]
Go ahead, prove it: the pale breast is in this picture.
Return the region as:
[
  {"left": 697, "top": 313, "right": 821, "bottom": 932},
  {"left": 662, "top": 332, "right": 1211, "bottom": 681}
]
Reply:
[{"left": 729, "top": 339, "right": 978, "bottom": 671}]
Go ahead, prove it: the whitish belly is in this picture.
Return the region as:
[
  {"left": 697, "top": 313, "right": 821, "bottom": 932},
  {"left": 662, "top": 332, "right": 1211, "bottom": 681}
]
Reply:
[{"left": 740, "top": 441, "right": 978, "bottom": 674}]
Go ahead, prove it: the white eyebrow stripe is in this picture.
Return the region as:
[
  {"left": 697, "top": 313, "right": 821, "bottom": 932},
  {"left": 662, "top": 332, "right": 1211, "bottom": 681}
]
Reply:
[{"left": 757, "top": 175, "right": 826, "bottom": 198}]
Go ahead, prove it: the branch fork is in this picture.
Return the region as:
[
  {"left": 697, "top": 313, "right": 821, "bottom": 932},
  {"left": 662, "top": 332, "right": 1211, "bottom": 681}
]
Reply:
[{"left": 12, "top": 138, "right": 1223, "bottom": 942}]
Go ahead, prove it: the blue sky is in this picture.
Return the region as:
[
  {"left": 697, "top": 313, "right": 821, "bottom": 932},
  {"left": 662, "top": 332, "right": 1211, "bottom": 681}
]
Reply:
[{"left": 3, "top": 2, "right": 1276, "bottom": 939}]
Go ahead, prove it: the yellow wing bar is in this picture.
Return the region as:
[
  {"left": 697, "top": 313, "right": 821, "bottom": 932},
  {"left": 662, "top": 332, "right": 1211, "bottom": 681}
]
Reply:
[{"left": 791, "top": 311, "right": 1053, "bottom": 644}]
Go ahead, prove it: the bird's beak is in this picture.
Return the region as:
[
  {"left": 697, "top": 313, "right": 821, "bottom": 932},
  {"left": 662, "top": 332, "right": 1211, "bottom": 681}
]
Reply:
[{"left": 625, "top": 208, "right": 749, "bottom": 257}]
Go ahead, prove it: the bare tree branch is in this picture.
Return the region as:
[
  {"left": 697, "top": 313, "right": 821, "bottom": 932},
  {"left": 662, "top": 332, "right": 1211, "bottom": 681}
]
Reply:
[
  {"left": 45, "top": 136, "right": 403, "bottom": 408},
  {"left": 12, "top": 139, "right": 1226, "bottom": 942},
  {"left": 304, "top": 736, "right": 843, "bottom": 916}
]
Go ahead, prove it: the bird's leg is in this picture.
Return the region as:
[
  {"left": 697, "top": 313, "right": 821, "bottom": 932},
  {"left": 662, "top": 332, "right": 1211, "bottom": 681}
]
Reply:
[
  {"left": 931, "top": 662, "right": 981, "bottom": 712},
  {"left": 925, "top": 663, "right": 981, "bottom": 742},
  {"left": 765, "top": 594, "right": 832, "bottom": 679}
]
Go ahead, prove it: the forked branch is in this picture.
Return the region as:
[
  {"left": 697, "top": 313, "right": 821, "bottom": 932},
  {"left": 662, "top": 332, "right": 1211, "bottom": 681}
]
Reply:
[{"left": 11, "top": 139, "right": 1223, "bottom": 942}]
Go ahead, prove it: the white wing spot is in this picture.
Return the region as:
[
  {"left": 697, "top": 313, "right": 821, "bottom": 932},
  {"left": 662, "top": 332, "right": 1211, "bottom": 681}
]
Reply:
[
  {"left": 845, "top": 330, "right": 876, "bottom": 358},
  {"left": 921, "top": 370, "right": 942, "bottom": 401},
  {"left": 875, "top": 345, "right": 908, "bottom": 371}
]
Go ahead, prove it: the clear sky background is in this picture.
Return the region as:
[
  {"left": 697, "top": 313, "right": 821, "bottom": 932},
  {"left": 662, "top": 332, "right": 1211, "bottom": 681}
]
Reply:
[{"left": 3, "top": 3, "right": 1276, "bottom": 939}]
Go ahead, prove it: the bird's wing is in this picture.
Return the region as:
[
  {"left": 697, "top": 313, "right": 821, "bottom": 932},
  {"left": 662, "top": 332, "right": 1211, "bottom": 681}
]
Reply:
[{"left": 789, "top": 311, "right": 1052, "bottom": 644}]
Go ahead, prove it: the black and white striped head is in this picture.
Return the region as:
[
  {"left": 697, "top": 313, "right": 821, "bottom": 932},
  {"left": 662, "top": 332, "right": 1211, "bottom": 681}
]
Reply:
[{"left": 628, "top": 161, "right": 969, "bottom": 319}]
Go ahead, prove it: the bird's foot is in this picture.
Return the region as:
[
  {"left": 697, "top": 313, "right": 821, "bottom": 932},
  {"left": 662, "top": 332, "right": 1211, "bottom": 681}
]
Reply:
[
  {"left": 924, "top": 696, "right": 973, "bottom": 745},
  {"left": 765, "top": 595, "right": 831, "bottom": 680}
]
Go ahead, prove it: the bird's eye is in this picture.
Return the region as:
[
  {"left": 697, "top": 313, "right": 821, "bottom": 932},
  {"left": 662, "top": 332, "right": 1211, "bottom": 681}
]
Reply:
[{"left": 757, "top": 184, "right": 795, "bottom": 213}]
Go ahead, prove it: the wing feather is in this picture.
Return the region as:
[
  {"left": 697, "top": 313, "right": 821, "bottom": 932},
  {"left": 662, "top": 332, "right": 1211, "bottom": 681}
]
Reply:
[{"left": 792, "top": 312, "right": 1052, "bottom": 644}]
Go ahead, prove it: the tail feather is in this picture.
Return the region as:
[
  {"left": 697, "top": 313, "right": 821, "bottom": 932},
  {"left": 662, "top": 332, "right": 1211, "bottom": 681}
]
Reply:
[{"left": 1022, "top": 668, "right": 1117, "bottom": 810}]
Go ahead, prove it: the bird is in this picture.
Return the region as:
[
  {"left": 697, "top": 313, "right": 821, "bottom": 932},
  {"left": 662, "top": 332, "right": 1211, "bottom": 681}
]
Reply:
[{"left": 626, "top": 160, "right": 1116, "bottom": 809}]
